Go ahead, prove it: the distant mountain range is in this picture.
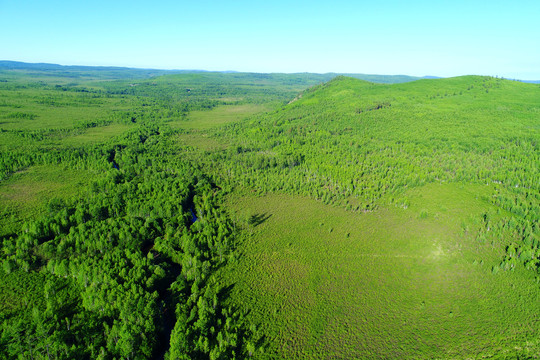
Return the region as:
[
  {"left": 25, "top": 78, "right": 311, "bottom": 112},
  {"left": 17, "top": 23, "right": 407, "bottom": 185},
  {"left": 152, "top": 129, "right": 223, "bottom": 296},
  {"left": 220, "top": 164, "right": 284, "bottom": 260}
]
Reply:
[
  {"left": 0, "top": 61, "right": 424, "bottom": 84},
  {"left": 0, "top": 60, "right": 538, "bottom": 84},
  {"left": 0, "top": 60, "right": 183, "bottom": 80}
]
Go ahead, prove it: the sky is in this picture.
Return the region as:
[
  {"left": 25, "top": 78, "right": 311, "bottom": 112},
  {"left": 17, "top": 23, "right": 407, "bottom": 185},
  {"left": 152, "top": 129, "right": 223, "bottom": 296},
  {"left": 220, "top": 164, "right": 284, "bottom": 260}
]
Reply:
[{"left": 1, "top": 0, "right": 539, "bottom": 79}]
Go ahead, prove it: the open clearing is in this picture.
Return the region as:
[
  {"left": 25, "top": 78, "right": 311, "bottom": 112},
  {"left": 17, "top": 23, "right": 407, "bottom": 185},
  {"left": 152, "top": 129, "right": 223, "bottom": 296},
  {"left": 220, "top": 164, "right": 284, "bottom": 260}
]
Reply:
[
  {"left": 0, "top": 165, "right": 92, "bottom": 237},
  {"left": 222, "top": 183, "right": 540, "bottom": 359},
  {"left": 61, "top": 123, "right": 131, "bottom": 145},
  {"left": 170, "top": 104, "right": 269, "bottom": 130}
]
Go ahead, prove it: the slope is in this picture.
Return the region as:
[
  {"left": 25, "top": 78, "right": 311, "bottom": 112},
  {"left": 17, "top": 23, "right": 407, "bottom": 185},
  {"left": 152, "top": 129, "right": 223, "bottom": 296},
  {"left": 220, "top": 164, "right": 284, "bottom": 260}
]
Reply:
[{"left": 210, "top": 76, "right": 540, "bottom": 358}]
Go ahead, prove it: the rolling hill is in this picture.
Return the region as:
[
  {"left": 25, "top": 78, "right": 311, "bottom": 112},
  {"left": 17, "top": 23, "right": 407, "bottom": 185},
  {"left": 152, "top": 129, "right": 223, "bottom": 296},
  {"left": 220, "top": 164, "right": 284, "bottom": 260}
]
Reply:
[{"left": 206, "top": 75, "right": 540, "bottom": 358}]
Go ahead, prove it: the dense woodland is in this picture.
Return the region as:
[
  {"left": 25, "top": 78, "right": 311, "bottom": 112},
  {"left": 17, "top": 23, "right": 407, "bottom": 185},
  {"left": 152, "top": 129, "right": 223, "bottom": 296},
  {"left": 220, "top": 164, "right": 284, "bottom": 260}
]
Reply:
[
  {"left": 0, "top": 63, "right": 538, "bottom": 359},
  {"left": 0, "top": 67, "right": 275, "bottom": 359}
]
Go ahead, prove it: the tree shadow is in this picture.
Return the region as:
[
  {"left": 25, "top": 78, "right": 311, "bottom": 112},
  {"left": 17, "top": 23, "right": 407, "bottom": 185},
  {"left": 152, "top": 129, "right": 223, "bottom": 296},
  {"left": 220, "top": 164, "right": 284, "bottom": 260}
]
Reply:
[
  {"left": 248, "top": 213, "right": 272, "bottom": 227},
  {"left": 218, "top": 283, "right": 235, "bottom": 300}
]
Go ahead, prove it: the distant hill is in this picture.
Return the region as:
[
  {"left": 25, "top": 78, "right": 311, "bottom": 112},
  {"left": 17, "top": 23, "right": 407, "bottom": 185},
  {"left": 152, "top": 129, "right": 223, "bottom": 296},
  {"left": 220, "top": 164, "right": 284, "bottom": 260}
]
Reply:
[
  {"left": 339, "top": 73, "right": 423, "bottom": 83},
  {"left": 5, "top": 59, "right": 537, "bottom": 86},
  {"left": 0, "top": 60, "right": 432, "bottom": 84},
  {"left": 0, "top": 60, "right": 175, "bottom": 80}
]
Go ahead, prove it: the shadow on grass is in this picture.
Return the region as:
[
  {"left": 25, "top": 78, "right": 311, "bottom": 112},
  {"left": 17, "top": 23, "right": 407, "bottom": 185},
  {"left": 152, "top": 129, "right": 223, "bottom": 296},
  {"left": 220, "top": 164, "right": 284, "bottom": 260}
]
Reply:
[{"left": 248, "top": 213, "right": 272, "bottom": 227}]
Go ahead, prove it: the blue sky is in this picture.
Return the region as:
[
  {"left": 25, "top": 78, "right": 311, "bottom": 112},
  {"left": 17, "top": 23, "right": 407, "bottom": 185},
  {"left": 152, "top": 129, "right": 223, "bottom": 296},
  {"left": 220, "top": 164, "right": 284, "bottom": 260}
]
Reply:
[{"left": 1, "top": 0, "right": 539, "bottom": 79}]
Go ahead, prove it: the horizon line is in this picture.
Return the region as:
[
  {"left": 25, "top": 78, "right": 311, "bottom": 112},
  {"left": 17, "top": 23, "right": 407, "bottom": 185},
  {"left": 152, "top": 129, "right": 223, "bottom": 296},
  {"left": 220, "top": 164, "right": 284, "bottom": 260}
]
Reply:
[{"left": 1, "top": 59, "right": 539, "bottom": 82}]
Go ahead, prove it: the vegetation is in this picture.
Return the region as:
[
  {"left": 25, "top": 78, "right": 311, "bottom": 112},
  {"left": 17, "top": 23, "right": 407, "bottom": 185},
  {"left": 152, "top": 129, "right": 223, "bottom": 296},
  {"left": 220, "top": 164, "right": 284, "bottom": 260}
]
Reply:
[
  {"left": 222, "top": 186, "right": 540, "bottom": 358},
  {"left": 0, "top": 62, "right": 538, "bottom": 359}
]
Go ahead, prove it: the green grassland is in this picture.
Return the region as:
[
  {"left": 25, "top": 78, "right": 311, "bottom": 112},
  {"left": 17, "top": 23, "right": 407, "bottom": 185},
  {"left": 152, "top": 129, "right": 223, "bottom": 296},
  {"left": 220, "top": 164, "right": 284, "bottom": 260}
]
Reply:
[
  {"left": 0, "top": 64, "right": 538, "bottom": 359},
  {"left": 173, "top": 104, "right": 269, "bottom": 152},
  {"left": 177, "top": 132, "right": 228, "bottom": 151},
  {"left": 0, "top": 165, "right": 94, "bottom": 237},
  {"left": 172, "top": 104, "right": 270, "bottom": 130},
  {"left": 59, "top": 123, "right": 132, "bottom": 145},
  {"left": 223, "top": 184, "right": 540, "bottom": 358}
]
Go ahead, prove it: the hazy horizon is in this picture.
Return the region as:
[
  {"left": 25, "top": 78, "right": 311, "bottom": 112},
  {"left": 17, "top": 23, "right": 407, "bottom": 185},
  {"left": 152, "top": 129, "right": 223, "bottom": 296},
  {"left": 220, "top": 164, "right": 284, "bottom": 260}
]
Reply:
[{"left": 4, "top": 60, "right": 540, "bottom": 82}]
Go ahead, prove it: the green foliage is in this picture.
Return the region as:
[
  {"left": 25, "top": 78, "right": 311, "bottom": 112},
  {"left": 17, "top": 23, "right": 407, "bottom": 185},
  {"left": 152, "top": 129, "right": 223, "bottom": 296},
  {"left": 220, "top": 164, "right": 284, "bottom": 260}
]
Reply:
[
  {"left": 1, "top": 125, "right": 256, "bottom": 358},
  {"left": 0, "top": 70, "right": 271, "bottom": 358},
  {"left": 0, "top": 65, "right": 538, "bottom": 359}
]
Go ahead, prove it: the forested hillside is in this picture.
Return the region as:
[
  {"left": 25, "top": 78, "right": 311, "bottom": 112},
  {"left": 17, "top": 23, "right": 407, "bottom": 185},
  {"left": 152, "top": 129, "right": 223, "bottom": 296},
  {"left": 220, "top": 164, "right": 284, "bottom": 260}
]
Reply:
[
  {"left": 205, "top": 76, "right": 540, "bottom": 358},
  {"left": 0, "top": 66, "right": 539, "bottom": 359},
  {"left": 209, "top": 75, "right": 538, "bottom": 234}
]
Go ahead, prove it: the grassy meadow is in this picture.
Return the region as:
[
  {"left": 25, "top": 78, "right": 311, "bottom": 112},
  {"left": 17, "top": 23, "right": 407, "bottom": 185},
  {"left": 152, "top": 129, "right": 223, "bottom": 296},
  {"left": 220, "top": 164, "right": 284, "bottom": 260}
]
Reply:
[
  {"left": 0, "top": 165, "right": 93, "bottom": 237},
  {"left": 222, "top": 184, "right": 540, "bottom": 358},
  {"left": 172, "top": 104, "right": 270, "bottom": 130}
]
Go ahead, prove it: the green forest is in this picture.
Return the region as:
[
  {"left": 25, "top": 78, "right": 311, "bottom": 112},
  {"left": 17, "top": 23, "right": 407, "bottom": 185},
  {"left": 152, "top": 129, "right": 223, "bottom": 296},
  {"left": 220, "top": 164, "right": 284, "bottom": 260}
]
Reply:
[{"left": 0, "top": 63, "right": 539, "bottom": 359}]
